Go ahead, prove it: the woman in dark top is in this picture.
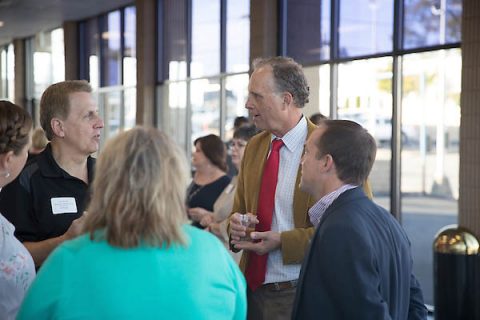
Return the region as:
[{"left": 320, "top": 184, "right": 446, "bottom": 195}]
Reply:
[{"left": 187, "top": 134, "right": 230, "bottom": 228}]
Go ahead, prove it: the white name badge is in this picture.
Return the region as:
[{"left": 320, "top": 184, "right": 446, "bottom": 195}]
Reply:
[
  {"left": 51, "top": 197, "right": 78, "bottom": 214},
  {"left": 225, "top": 183, "right": 235, "bottom": 194}
]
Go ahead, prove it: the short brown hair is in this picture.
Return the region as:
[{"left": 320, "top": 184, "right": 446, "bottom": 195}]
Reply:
[
  {"left": 252, "top": 56, "right": 310, "bottom": 107},
  {"left": 309, "top": 112, "right": 328, "bottom": 126},
  {"left": 0, "top": 100, "right": 32, "bottom": 155},
  {"left": 83, "top": 127, "right": 189, "bottom": 248},
  {"left": 194, "top": 134, "right": 227, "bottom": 172},
  {"left": 315, "top": 120, "right": 376, "bottom": 185},
  {"left": 40, "top": 80, "right": 92, "bottom": 140}
]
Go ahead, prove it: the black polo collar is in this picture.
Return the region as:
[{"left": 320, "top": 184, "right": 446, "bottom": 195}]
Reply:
[{"left": 36, "top": 143, "right": 96, "bottom": 184}]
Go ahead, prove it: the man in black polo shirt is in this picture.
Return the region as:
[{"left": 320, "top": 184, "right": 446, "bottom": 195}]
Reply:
[{"left": 0, "top": 80, "right": 104, "bottom": 267}]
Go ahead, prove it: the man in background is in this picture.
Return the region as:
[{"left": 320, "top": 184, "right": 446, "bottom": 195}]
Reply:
[{"left": 308, "top": 112, "right": 327, "bottom": 126}]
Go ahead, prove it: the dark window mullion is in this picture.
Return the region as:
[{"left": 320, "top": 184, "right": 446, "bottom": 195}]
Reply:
[
  {"left": 220, "top": 0, "right": 227, "bottom": 139},
  {"left": 220, "top": 0, "right": 226, "bottom": 72},
  {"left": 186, "top": 0, "right": 192, "bottom": 78},
  {"left": 186, "top": 0, "right": 192, "bottom": 158},
  {"left": 78, "top": 22, "right": 87, "bottom": 81},
  {"left": 278, "top": 0, "right": 287, "bottom": 56},
  {"left": 330, "top": 0, "right": 339, "bottom": 61},
  {"left": 98, "top": 15, "right": 105, "bottom": 87},
  {"left": 157, "top": 0, "right": 165, "bottom": 83},
  {"left": 393, "top": 0, "right": 404, "bottom": 53},
  {"left": 120, "top": 8, "right": 125, "bottom": 85},
  {"left": 330, "top": 0, "right": 339, "bottom": 118}
]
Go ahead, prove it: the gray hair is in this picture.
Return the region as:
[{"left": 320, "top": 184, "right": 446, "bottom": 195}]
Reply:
[{"left": 252, "top": 56, "right": 310, "bottom": 107}]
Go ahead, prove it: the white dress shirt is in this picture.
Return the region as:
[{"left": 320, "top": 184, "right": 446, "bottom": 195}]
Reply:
[{"left": 265, "top": 116, "right": 307, "bottom": 284}]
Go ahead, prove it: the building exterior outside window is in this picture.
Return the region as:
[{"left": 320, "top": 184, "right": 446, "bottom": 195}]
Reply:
[
  {"left": 157, "top": 0, "right": 250, "bottom": 154},
  {"left": 282, "top": 0, "right": 462, "bottom": 306},
  {"left": 79, "top": 5, "right": 137, "bottom": 144},
  {"left": 0, "top": 44, "right": 14, "bottom": 100}
]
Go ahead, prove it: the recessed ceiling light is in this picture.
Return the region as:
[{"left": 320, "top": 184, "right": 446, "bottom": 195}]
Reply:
[{"left": 0, "top": 21, "right": 4, "bottom": 27}]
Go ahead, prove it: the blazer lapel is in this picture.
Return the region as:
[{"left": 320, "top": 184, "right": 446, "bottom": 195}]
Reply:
[
  {"left": 293, "top": 119, "right": 317, "bottom": 227},
  {"left": 250, "top": 134, "right": 271, "bottom": 215}
]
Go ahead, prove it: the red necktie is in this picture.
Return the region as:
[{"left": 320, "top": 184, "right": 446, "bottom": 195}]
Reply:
[{"left": 245, "top": 139, "right": 284, "bottom": 291}]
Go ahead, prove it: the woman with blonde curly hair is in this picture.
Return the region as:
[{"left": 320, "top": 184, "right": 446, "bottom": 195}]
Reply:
[
  {"left": 0, "top": 100, "right": 34, "bottom": 320},
  {"left": 18, "top": 127, "right": 246, "bottom": 320}
]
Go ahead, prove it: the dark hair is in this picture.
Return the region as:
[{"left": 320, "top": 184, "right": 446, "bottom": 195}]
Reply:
[
  {"left": 233, "top": 125, "right": 259, "bottom": 142},
  {"left": 0, "top": 101, "right": 33, "bottom": 155},
  {"left": 40, "top": 80, "right": 92, "bottom": 140},
  {"left": 309, "top": 112, "right": 328, "bottom": 126},
  {"left": 233, "top": 116, "right": 249, "bottom": 130},
  {"left": 315, "top": 120, "right": 376, "bottom": 185},
  {"left": 252, "top": 56, "right": 309, "bottom": 107},
  {"left": 194, "top": 134, "right": 227, "bottom": 172}
]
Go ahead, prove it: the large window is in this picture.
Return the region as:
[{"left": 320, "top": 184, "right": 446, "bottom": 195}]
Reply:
[
  {"left": 339, "top": 0, "right": 394, "bottom": 58},
  {"left": 161, "top": 0, "right": 188, "bottom": 81},
  {"left": 82, "top": 19, "right": 100, "bottom": 88},
  {"left": 289, "top": 0, "right": 463, "bottom": 308},
  {"left": 302, "top": 64, "right": 331, "bottom": 117},
  {"left": 191, "top": 0, "right": 220, "bottom": 78},
  {"left": 338, "top": 58, "right": 393, "bottom": 209},
  {"left": 158, "top": 0, "right": 250, "bottom": 152},
  {"left": 123, "top": 6, "right": 137, "bottom": 86},
  {"left": 101, "top": 10, "right": 122, "bottom": 87},
  {"left": 191, "top": 78, "right": 221, "bottom": 140},
  {"left": 224, "top": 74, "right": 249, "bottom": 140},
  {"left": 0, "top": 44, "right": 14, "bottom": 100},
  {"left": 401, "top": 49, "right": 461, "bottom": 305},
  {"left": 285, "top": 0, "right": 331, "bottom": 63},
  {"left": 160, "top": 81, "right": 188, "bottom": 147},
  {"left": 226, "top": 0, "right": 250, "bottom": 72},
  {"left": 33, "top": 28, "right": 65, "bottom": 100},
  {"left": 403, "top": 0, "right": 462, "bottom": 49},
  {"left": 23, "top": 28, "right": 66, "bottom": 123},
  {"left": 79, "top": 5, "right": 137, "bottom": 143}
]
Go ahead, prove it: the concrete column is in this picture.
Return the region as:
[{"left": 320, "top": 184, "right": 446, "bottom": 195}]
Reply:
[
  {"left": 250, "top": 0, "right": 278, "bottom": 63},
  {"left": 63, "top": 21, "right": 79, "bottom": 80},
  {"left": 459, "top": 0, "right": 480, "bottom": 237},
  {"left": 135, "top": 0, "right": 156, "bottom": 126},
  {"left": 13, "top": 39, "right": 25, "bottom": 107}
]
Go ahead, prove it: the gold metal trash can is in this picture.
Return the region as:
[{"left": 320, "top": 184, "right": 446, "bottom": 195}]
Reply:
[{"left": 433, "top": 225, "right": 479, "bottom": 320}]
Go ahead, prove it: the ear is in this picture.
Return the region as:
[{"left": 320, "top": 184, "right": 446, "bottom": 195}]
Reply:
[
  {"left": 323, "top": 154, "right": 335, "bottom": 171},
  {"left": 0, "top": 150, "right": 14, "bottom": 172},
  {"left": 282, "top": 92, "right": 294, "bottom": 107},
  {"left": 51, "top": 118, "right": 65, "bottom": 138}
]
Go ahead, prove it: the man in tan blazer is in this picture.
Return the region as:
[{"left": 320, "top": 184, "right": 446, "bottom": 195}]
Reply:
[
  {"left": 229, "top": 57, "right": 373, "bottom": 320},
  {"left": 228, "top": 56, "right": 319, "bottom": 320}
]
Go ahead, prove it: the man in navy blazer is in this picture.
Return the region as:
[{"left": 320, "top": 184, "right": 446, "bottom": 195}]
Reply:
[{"left": 292, "top": 120, "right": 427, "bottom": 319}]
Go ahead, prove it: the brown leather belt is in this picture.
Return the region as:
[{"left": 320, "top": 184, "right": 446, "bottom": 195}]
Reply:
[{"left": 263, "top": 280, "right": 298, "bottom": 291}]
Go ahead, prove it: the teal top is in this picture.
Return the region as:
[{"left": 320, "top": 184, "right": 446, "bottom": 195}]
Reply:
[{"left": 17, "top": 225, "right": 246, "bottom": 320}]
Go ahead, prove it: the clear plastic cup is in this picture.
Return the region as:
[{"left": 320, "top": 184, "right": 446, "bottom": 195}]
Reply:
[{"left": 239, "top": 214, "right": 255, "bottom": 241}]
